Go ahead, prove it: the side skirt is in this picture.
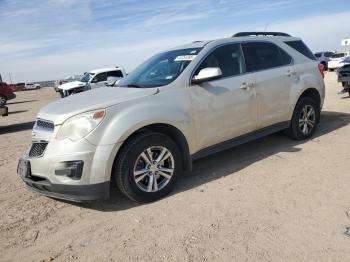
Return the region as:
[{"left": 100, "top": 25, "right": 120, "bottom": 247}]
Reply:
[{"left": 191, "top": 121, "right": 290, "bottom": 161}]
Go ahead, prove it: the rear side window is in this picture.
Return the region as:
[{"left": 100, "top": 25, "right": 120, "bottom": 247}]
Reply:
[
  {"left": 108, "top": 70, "right": 123, "bottom": 78},
  {"left": 284, "top": 40, "right": 316, "bottom": 60},
  {"left": 314, "top": 53, "right": 321, "bottom": 58},
  {"left": 242, "top": 42, "right": 292, "bottom": 72},
  {"left": 195, "top": 43, "right": 246, "bottom": 78}
]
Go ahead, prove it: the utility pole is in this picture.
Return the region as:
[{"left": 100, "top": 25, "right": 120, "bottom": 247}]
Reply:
[
  {"left": 264, "top": 23, "right": 269, "bottom": 32},
  {"left": 8, "top": 72, "right": 13, "bottom": 84}
]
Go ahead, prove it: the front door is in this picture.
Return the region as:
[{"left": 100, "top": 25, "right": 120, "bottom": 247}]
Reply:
[
  {"left": 90, "top": 72, "right": 108, "bottom": 89},
  {"left": 190, "top": 43, "right": 257, "bottom": 151}
]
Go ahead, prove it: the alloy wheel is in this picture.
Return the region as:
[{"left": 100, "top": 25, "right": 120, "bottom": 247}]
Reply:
[
  {"left": 133, "top": 146, "right": 175, "bottom": 192},
  {"left": 0, "top": 96, "right": 6, "bottom": 106},
  {"left": 299, "top": 105, "right": 316, "bottom": 136}
]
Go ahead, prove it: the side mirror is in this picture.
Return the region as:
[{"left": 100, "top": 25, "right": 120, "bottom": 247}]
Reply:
[{"left": 192, "top": 67, "right": 222, "bottom": 84}]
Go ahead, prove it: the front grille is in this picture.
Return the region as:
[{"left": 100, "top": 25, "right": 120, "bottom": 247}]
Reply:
[
  {"left": 36, "top": 119, "right": 54, "bottom": 130},
  {"left": 29, "top": 142, "right": 48, "bottom": 157}
]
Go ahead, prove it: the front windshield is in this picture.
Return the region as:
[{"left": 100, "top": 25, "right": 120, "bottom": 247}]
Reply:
[
  {"left": 117, "top": 48, "right": 202, "bottom": 88},
  {"left": 80, "top": 72, "right": 95, "bottom": 83}
]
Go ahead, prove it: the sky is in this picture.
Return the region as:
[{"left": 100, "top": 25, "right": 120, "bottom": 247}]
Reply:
[{"left": 0, "top": 0, "right": 349, "bottom": 83}]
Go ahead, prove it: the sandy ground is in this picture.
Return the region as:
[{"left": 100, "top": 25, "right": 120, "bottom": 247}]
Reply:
[{"left": 0, "top": 73, "right": 350, "bottom": 262}]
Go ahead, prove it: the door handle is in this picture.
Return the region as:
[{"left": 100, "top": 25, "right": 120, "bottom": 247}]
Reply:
[
  {"left": 285, "top": 70, "right": 296, "bottom": 77},
  {"left": 240, "top": 82, "right": 254, "bottom": 90}
]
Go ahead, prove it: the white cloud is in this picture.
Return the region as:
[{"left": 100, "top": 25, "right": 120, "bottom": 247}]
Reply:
[
  {"left": 1, "top": 1, "right": 349, "bottom": 82},
  {"left": 269, "top": 11, "right": 350, "bottom": 52}
]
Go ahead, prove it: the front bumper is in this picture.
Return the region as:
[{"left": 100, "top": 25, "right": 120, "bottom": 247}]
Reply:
[
  {"left": 20, "top": 171, "right": 110, "bottom": 201},
  {"left": 19, "top": 136, "right": 122, "bottom": 201}
]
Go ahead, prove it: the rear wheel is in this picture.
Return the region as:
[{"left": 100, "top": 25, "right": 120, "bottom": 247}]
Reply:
[
  {"left": 0, "top": 95, "right": 6, "bottom": 106},
  {"left": 287, "top": 97, "right": 319, "bottom": 140},
  {"left": 114, "top": 132, "right": 182, "bottom": 203}
]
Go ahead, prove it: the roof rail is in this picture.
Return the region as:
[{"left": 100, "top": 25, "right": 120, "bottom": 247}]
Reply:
[{"left": 233, "top": 32, "right": 291, "bottom": 37}]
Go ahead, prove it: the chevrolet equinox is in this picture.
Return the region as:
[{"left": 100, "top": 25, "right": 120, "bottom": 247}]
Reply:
[{"left": 18, "top": 32, "right": 325, "bottom": 203}]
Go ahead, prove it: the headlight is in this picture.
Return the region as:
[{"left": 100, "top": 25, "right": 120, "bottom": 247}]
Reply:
[{"left": 56, "top": 109, "right": 105, "bottom": 141}]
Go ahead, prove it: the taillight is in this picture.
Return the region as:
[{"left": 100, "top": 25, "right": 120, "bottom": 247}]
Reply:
[{"left": 318, "top": 64, "right": 325, "bottom": 78}]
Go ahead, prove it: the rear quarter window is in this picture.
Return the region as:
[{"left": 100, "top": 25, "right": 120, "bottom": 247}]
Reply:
[{"left": 285, "top": 40, "right": 316, "bottom": 61}]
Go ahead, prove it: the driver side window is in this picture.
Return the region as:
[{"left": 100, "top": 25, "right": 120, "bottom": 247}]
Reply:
[
  {"left": 92, "top": 72, "right": 107, "bottom": 83},
  {"left": 195, "top": 43, "right": 246, "bottom": 78}
]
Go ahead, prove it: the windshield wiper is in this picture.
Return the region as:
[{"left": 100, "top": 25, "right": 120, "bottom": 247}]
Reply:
[{"left": 126, "top": 83, "right": 145, "bottom": 88}]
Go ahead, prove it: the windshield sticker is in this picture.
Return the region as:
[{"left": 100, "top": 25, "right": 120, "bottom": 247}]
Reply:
[
  {"left": 190, "top": 50, "right": 197, "bottom": 54},
  {"left": 174, "top": 55, "right": 197, "bottom": 61},
  {"left": 165, "top": 76, "right": 173, "bottom": 80}
]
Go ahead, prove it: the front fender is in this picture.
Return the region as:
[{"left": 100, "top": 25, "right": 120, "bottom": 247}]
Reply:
[{"left": 86, "top": 98, "right": 193, "bottom": 149}]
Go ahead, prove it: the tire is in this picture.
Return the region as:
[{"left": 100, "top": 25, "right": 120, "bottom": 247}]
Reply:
[
  {"left": 59, "top": 89, "right": 64, "bottom": 98},
  {"left": 0, "top": 95, "right": 6, "bottom": 106},
  {"left": 287, "top": 97, "right": 319, "bottom": 140},
  {"left": 114, "top": 132, "right": 182, "bottom": 203}
]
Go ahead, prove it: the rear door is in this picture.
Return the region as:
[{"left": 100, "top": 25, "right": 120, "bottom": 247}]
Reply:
[{"left": 242, "top": 41, "right": 295, "bottom": 128}]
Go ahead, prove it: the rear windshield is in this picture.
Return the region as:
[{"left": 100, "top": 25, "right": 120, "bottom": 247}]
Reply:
[
  {"left": 314, "top": 53, "right": 321, "bottom": 58},
  {"left": 285, "top": 40, "right": 316, "bottom": 60}
]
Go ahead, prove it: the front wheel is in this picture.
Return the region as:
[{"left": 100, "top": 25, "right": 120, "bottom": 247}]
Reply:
[
  {"left": 114, "top": 132, "right": 182, "bottom": 203},
  {"left": 0, "top": 95, "right": 6, "bottom": 106},
  {"left": 287, "top": 97, "right": 319, "bottom": 140}
]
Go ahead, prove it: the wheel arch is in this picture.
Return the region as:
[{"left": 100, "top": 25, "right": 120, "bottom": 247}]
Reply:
[
  {"left": 292, "top": 87, "right": 321, "bottom": 124},
  {"left": 299, "top": 88, "right": 321, "bottom": 109},
  {"left": 111, "top": 123, "right": 192, "bottom": 181}
]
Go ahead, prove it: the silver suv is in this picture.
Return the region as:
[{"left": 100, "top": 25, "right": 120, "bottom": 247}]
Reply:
[{"left": 18, "top": 32, "right": 325, "bottom": 203}]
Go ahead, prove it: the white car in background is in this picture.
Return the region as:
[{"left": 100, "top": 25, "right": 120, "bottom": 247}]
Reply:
[
  {"left": 328, "top": 51, "right": 350, "bottom": 71},
  {"left": 25, "top": 83, "right": 41, "bottom": 90},
  {"left": 314, "top": 51, "right": 335, "bottom": 70},
  {"left": 58, "top": 67, "right": 126, "bottom": 97},
  {"left": 54, "top": 75, "right": 83, "bottom": 92}
]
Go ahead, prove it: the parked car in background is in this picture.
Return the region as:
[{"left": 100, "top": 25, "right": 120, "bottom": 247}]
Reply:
[
  {"left": 0, "top": 81, "right": 16, "bottom": 106},
  {"left": 25, "top": 83, "right": 41, "bottom": 90},
  {"left": 328, "top": 51, "right": 350, "bottom": 71},
  {"left": 337, "top": 58, "right": 350, "bottom": 94},
  {"left": 18, "top": 32, "right": 325, "bottom": 203},
  {"left": 58, "top": 67, "right": 126, "bottom": 97},
  {"left": 54, "top": 75, "right": 83, "bottom": 92},
  {"left": 314, "top": 51, "right": 335, "bottom": 70}
]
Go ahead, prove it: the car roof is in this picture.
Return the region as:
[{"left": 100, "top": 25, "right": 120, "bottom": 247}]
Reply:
[
  {"left": 89, "top": 67, "right": 122, "bottom": 74},
  {"left": 169, "top": 35, "right": 301, "bottom": 51}
]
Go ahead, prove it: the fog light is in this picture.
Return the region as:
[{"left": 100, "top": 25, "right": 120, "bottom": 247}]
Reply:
[{"left": 55, "top": 161, "right": 84, "bottom": 180}]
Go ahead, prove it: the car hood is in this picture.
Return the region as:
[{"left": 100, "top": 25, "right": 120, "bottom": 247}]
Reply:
[
  {"left": 58, "top": 81, "right": 86, "bottom": 91},
  {"left": 38, "top": 87, "right": 158, "bottom": 124}
]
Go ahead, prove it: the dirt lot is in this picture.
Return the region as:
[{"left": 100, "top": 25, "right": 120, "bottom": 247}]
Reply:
[{"left": 1, "top": 73, "right": 350, "bottom": 262}]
